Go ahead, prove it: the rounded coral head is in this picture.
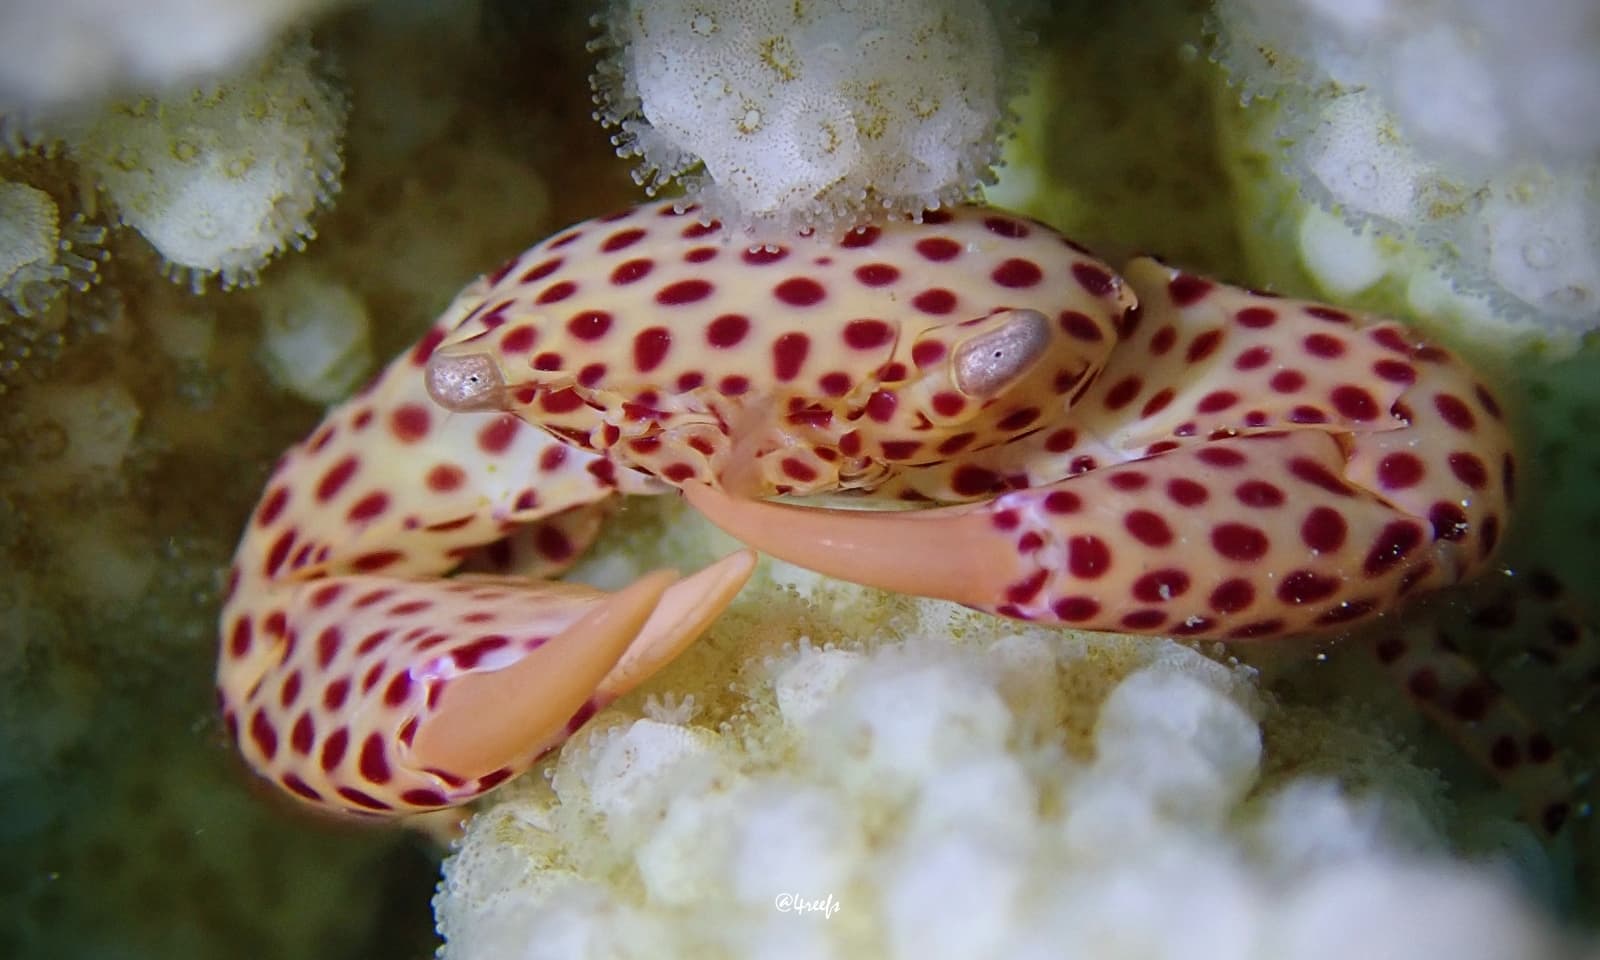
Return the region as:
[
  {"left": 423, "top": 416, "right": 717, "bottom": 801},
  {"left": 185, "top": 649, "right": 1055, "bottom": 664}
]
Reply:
[{"left": 590, "top": 0, "right": 1027, "bottom": 240}]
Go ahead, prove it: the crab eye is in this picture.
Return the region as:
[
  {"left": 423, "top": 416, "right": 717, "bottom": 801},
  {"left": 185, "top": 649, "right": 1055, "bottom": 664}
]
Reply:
[
  {"left": 952, "top": 308, "right": 1050, "bottom": 398},
  {"left": 426, "top": 352, "right": 509, "bottom": 412}
]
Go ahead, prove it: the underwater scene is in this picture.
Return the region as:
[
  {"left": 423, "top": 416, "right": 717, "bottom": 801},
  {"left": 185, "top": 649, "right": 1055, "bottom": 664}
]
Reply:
[{"left": 1, "top": 1, "right": 1597, "bottom": 957}]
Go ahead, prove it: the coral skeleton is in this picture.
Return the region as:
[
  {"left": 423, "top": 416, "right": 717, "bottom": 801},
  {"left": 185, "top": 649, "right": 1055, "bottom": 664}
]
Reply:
[{"left": 591, "top": 0, "right": 1022, "bottom": 236}]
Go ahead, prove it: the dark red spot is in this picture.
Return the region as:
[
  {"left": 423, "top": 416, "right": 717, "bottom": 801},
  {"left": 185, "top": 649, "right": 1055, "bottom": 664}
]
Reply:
[
  {"left": 844, "top": 319, "right": 893, "bottom": 350},
  {"left": 1373, "top": 359, "right": 1415, "bottom": 384},
  {"left": 256, "top": 486, "right": 290, "bottom": 527},
  {"left": 913, "top": 288, "right": 957, "bottom": 315},
  {"left": 695, "top": 313, "right": 749, "bottom": 349},
  {"left": 997, "top": 407, "right": 1041, "bottom": 431},
  {"left": 1363, "top": 521, "right": 1423, "bottom": 576},
  {"left": 356, "top": 733, "right": 392, "bottom": 785},
  {"left": 1277, "top": 570, "right": 1339, "bottom": 604},
  {"left": 323, "top": 679, "right": 351, "bottom": 713},
  {"left": 916, "top": 237, "right": 961, "bottom": 261},
  {"left": 1428, "top": 502, "right": 1468, "bottom": 541},
  {"left": 1053, "top": 596, "right": 1101, "bottom": 622},
  {"left": 1133, "top": 568, "right": 1190, "bottom": 602},
  {"left": 1474, "top": 384, "right": 1503, "bottom": 420},
  {"left": 773, "top": 332, "right": 811, "bottom": 381},
  {"left": 720, "top": 375, "right": 750, "bottom": 396},
  {"left": 1209, "top": 578, "right": 1255, "bottom": 613},
  {"left": 1196, "top": 447, "right": 1246, "bottom": 468},
  {"left": 410, "top": 327, "right": 446, "bottom": 365},
  {"left": 1305, "top": 305, "right": 1351, "bottom": 323},
  {"left": 1072, "top": 262, "right": 1115, "bottom": 297},
  {"left": 1167, "top": 478, "right": 1208, "bottom": 506},
  {"left": 426, "top": 463, "right": 465, "bottom": 493},
  {"left": 1068, "top": 535, "right": 1111, "bottom": 578},
  {"left": 657, "top": 279, "right": 713, "bottom": 306},
  {"left": 520, "top": 257, "right": 562, "bottom": 283},
  {"left": 1288, "top": 458, "right": 1352, "bottom": 496},
  {"left": 1234, "top": 480, "right": 1285, "bottom": 507},
  {"left": 1304, "top": 333, "right": 1345, "bottom": 358},
  {"left": 631, "top": 327, "right": 672, "bottom": 373},
  {"left": 780, "top": 457, "right": 819, "bottom": 482},
  {"left": 1044, "top": 428, "right": 1078, "bottom": 453},
  {"left": 1044, "top": 490, "right": 1081, "bottom": 514},
  {"left": 1186, "top": 330, "right": 1223, "bottom": 364},
  {"left": 382, "top": 670, "right": 412, "bottom": 708},
  {"left": 453, "top": 635, "right": 510, "bottom": 669},
  {"left": 1269, "top": 370, "right": 1306, "bottom": 393},
  {"left": 1377, "top": 452, "right": 1424, "bottom": 489},
  {"left": 1434, "top": 394, "right": 1476, "bottom": 431},
  {"left": 1196, "top": 390, "right": 1237, "bottom": 414},
  {"left": 611, "top": 258, "right": 653, "bottom": 284},
  {"left": 1229, "top": 619, "right": 1286, "bottom": 639},
  {"left": 537, "top": 281, "right": 576, "bottom": 304},
  {"left": 601, "top": 228, "right": 646, "bottom": 252},
  {"left": 1300, "top": 507, "right": 1347, "bottom": 552},
  {"left": 1235, "top": 307, "right": 1276, "bottom": 328},
  {"left": 1140, "top": 388, "right": 1175, "bottom": 417},
  {"left": 1103, "top": 375, "right": 1142, "bottom": 410},
  {"left": 880, "top": 440, "right": 921, "bottom": 460},
  {"left": 743, "top": 245, "right": 789, "bottom": 264},
  {"left": 347, "top": 491, "right": 390, "bottom": 524},
  {"left": 1479, "top": 515, "right": 1500, "bottom": 558},
  {"left": 1330, "top": 385, "right": 1379, "bottom": 421},
  {"left": 984, "top": 216, "right": 1029, "bottom": 238},
  {"left": 682, "top": 219, "right": 721, "bottom": 237},
  {"left": 992, "top": 258, "right": 1042, "bottom": 288},
  {"left": 315, "top": 456, "right": 358, "bottom": 503},
  {"left": 912, "top": 341, "right": 947, "bottom": 368},
  {"left": 1006, "top": 570, "right": 1049, "bottom": 605},
  {"left": 931, "top": 392, "right": 965, "bottom": 418},
  {"left": 1124, "top": 510, "right": 1173, "bottom": 547},
  {"left": 282, "top": 773, "right": 321, "bottom": 801},
  {"left": 775, "top": 277, "right": 826, "bottom": 307},
  {"left": 1234, "top": 346, "right": 1271, "bottom": 371},
  {"left": 1058, "top": 311, "right": 1103, "bottom": 342},
  {"left": 1212, "top": 523, "right": 1269, "bottom": 561},
  {"left": 1168, "top": 274, "right": 1214, "bottom": 306},
  {"left": 1121, "top": 610, "right": 1168, "bottom": 631},
  {"left": 855, "top": 263, "right": 900, "bottom": 286},
  {"left": 249, "top": 710, "right": 278, "bottom": 760},
  {"left": 951, "top": 465, "right": 1000, "bottom": 496},
  {"left": 685, "top": 247, "right": 717, "bottom": 264},
  {"left": 565, "top": 310, "right": 612, "bottom": 341},
  {"left": 540, "top": 388, "right": 584, "bottom": 414}
]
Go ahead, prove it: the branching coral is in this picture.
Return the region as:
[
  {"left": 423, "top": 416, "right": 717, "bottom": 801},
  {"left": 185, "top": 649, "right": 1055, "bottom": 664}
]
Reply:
[
  {"left": 1209, "top": 0, "right": 1600, "bottom": 350},
  {"left": 590, "top": 0, "right": 1025, "bottom": 236},
  {"left": 65, "top": 34, "right": 347, "bottom": 291}
]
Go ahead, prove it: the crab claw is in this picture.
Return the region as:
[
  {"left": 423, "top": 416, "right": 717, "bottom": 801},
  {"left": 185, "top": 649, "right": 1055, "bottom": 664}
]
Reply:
[
  {"left": 685, "top": 425, "right": 1496, "bottom": 641},
  {"left": 224, "top": 551, "right": 754, "bottom": 817}
]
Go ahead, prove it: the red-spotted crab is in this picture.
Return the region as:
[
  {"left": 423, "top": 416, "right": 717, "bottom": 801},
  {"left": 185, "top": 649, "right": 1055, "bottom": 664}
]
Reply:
[{"left": 221, "top": 201, "right": 1566, "bottom": 826}]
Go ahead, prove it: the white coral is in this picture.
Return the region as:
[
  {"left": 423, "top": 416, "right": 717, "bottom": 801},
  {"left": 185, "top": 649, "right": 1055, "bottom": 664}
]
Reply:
[
  {"left": 592, "top": 0, "right": 1021, "bottom": 237},
  {"left": 434, "top": 514, "right": 1575, "bottom": 960},
  {"left": 65, "top": 34, "right": 346, "bottom": 291},
  {"left": 0, "top": 180, "right": 105, "bottom": 316}
]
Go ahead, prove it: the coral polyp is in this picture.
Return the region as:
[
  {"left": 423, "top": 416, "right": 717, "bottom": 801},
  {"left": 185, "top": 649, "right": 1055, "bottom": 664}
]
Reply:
[
  {"left": 66, "top": 34, "right": 346, "bottom": 292},
  {"left": 591, "top": 0, "right": 1023, "bottom": 236},
  {"left": 0, "top": 179, "right": 105, "bottom": 317}
]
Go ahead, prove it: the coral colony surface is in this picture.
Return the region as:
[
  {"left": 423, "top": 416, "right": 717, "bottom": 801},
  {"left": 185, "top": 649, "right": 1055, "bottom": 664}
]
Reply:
[{"left": 0, "top": 1, "right": 1596, "bottom": 958}]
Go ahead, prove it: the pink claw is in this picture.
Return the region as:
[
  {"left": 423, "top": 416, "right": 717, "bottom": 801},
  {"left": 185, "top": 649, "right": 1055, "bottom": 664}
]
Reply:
[{"left": 217, "top": 282, "right": 754, "bottom": 818}]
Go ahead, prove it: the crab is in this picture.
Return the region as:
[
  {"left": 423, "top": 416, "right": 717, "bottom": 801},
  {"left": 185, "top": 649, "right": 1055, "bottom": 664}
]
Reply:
[{"left": 220, "top": 200, "right": 1541, "bottom": 825}]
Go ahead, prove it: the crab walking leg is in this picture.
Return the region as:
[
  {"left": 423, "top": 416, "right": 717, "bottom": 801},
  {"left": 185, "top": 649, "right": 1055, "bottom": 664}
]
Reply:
[
  {"left": 216, "top": 288, "right": 750, "bottom": 817},
  {"left": 686, "top": 280, "right": 1514, "bottom": 641},
  {"left": 1371, "top": 616, "right": 1579, "bottom": 836}
]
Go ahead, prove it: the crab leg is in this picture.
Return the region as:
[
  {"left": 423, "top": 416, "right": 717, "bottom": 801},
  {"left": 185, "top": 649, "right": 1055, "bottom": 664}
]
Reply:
[
  {"left": 218, "top": 288, "right": 754, "bottom": 818},
  {"left": 685, "top": 260, "right": 1514, "bottom": 641}
]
